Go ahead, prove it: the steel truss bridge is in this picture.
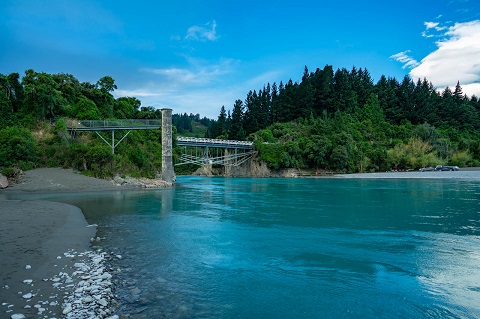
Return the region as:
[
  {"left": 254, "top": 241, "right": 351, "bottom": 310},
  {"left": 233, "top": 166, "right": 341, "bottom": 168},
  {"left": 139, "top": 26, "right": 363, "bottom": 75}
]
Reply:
[
  {"left": 176, "top": 137, "right": 255, "bottom": 167},
  {"left": 66, "top": 120, "right": 255, "bottom": 166}
]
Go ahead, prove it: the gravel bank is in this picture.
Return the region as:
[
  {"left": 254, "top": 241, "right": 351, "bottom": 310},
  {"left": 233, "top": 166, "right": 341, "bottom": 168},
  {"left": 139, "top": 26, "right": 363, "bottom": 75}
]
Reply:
[
  {"left": 335, "top": 169, "right": 480, "bottom": 180},
  {"left": 0, "top": 168, "right": 140, "bottom": 319}
]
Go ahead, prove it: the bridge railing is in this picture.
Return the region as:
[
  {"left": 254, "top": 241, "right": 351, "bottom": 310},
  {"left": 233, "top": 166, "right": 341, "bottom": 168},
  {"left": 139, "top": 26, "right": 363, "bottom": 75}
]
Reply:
[
  {"left": 66, "top": 119, "right": 162, "bottom": 131},
  {"left": 177, "top": 137, "right": 253, "bottom": 149}
]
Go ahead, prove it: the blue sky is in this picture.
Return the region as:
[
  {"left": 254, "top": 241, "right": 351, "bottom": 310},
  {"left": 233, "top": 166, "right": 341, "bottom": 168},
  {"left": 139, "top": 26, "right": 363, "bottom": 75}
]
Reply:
[{"left": 1, "top": 0, "right": 479, "bottom": 118}]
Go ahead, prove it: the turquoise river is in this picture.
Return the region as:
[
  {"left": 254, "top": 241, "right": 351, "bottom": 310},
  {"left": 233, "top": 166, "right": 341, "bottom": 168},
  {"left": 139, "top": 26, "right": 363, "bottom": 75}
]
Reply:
[{"left": 13, "top": 177, "right": 480, "bottom": 318}]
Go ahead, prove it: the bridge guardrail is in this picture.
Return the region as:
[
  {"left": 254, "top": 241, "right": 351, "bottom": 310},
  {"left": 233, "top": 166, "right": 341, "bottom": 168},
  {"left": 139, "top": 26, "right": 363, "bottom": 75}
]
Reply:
[
  {"left": 66, "top": 119, "right": 162, "bottom": 130},
  {"left": 177, "top": 137, "right": 253, "bottom": 149}
]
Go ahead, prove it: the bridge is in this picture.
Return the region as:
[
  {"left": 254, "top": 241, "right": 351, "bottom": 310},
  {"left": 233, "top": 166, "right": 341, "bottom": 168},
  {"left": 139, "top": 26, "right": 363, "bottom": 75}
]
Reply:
[
  {"left": 66, "top": 119, "right": 162, "bottom": 154},
  {"left": 66, "top": 119, "right": 162, "bottom": 131},
  {"left": 176, "top": 137, "right": 255, "bottom": 167},
  {"left": 66, "top": 119, "right": 255, "bottom": 167}
]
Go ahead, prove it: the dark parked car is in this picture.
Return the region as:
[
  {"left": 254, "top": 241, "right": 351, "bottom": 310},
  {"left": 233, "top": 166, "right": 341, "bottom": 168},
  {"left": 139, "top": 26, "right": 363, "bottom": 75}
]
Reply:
[{"left": 434, "top": 165, "right": 460, "bottom": 171}]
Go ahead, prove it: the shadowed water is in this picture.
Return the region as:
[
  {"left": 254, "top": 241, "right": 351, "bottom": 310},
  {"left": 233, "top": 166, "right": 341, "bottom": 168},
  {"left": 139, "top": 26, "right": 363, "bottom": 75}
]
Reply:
[{"left": 10, "top": 177, "right": 480, "bottom": 318}]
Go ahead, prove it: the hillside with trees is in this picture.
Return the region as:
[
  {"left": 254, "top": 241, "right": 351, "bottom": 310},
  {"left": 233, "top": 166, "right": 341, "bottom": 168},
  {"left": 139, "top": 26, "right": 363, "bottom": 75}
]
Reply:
[
  {"left": 212, "top": 65, "right": 480, "bottom": 172},
  {"left": 1, "top": 66, "right": 479, "bottom": 179},
  {"left": 0, "top": 70, "right": 208, "bottom": 178}
]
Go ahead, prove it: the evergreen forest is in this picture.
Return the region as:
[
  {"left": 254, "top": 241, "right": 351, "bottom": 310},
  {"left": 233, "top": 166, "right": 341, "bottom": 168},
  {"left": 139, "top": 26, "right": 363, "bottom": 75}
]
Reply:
[
  {"left": 1, "top": 65, "right": 480, "bottom": 179},
  {"left": 211, "top": 65, "right": 480, "bottom": 172}
]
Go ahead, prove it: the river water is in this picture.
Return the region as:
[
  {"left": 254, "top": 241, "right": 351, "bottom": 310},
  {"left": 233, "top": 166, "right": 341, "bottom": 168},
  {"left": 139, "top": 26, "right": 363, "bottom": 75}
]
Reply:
[{"left": 16, "top": 177, "right": 480, "bottom": 318}]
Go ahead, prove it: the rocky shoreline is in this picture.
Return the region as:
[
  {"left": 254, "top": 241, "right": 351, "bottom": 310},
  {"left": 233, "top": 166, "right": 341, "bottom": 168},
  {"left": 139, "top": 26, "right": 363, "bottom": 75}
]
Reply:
[
  {"left": 5, "top": 247, "right": 119, "bottom": 319},
  {"left": 0, "top": 169, "right": 173, "bottom": 319}
]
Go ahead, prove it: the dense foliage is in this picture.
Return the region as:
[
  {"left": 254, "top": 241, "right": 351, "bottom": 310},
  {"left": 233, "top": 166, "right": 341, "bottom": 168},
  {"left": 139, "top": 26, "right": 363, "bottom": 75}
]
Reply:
[
  {"left": 213, "top": 65, "right": 480, "bottom": 172},
  {"left": 0, "top": 70, "right": 192, "bottom": 177},
  {"left": 1, "top": 65, "right": 480, "bottom": 177}
]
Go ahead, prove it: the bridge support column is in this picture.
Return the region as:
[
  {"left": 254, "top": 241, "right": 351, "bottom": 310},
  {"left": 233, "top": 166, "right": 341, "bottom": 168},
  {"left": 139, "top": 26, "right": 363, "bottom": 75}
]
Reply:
[{"left": 161, "top": 108, "right": 175, "bottom": 184}]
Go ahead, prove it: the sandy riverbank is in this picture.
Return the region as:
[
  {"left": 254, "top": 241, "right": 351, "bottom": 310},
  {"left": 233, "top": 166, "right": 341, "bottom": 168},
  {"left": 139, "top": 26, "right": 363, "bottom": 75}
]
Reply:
[
  {"left": 0, "top": 168, "right": 133, "bottom": 319},
  {"left": 2, "top": 168, "right": 136, "bottom": 193}
]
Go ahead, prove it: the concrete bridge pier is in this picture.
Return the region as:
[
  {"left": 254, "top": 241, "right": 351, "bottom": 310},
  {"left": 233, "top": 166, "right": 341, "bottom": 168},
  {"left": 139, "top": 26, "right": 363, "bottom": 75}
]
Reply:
[{"left": 161, "top": 108, "right": 175, "bottom": 184}]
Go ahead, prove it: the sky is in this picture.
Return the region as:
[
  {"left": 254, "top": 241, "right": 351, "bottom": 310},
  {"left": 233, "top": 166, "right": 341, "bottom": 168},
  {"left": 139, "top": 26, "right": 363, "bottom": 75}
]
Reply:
[{"left": 1, "top": 0, "right": 480, "bottom": 119}]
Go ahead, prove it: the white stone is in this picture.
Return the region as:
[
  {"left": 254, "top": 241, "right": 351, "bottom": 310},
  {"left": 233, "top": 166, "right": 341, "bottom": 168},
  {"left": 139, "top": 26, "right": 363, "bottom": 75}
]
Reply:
[
  {"left": 62, "top": 305, "right": 72, "bottom": 315},
  {"left": 0, "top": 173, "right": 8, "bottom": 189},
  {"left": 10, "top": 314, "right": 26, "bottom": 319},
  {"left": 102, "top": 273, "right": 112, "bottom": 280},
  {"left": 22, "top": 293, "right": 32, "bottom": 299},
  {"left": 98, "top": 298, "right": 108, "bottom": 307},
  {"left": 22, "top": 279, "right": 33, "bottom": 284},
  {"left": 25, "top": 265, "right": 31, "bottom": 270},
  {"left": 83, "top": 296, "right": 93, "bottom": 303},
  {"left": 115, "top": 255, "right": 122, "bottom": 259}
]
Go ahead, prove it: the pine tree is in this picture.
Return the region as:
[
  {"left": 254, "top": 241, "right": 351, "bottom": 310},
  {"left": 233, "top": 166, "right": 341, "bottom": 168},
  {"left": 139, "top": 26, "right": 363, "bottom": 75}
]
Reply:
[
  {"left": 229, "top": 99, "right": 245, "bottom": 140},
  {"left": 214, "top": 105, "right": 228, "bottom": 138}
]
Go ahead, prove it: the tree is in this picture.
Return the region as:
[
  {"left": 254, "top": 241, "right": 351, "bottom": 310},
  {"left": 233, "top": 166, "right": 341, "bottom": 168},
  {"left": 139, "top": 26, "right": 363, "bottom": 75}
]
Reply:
[
  {"left": 332, "top": 68, "right": 358, "bottom": 113},
  {"left": 21, "top": 70, "right": 66, "bottom": 120},
  {"left": 72, "top": 97, "right": 100, "bottom": 120},
  {"left": 229, "top": 99, "right": 245, "bottom": 140},
  {"left": 358, "top": 93, "right": 384, "bottom": 124},
  {"left": 96, "top": 76, "right": 117, "bottom": 92},
  {"left": 115, "top": 97, "right": 141, "bottom": 119},
  {"left": 311, "top": 65, "right": 334, "bottom": 115},
  {"left": 0, "top": 90, "right": 13, "bottom": 127},
  {"left": 0, "top": 72, "right": 24, "bottom": 113},
  {"left": 214, "top": 105, "right": 228, "bottom": 138},
  {"left": 0, "top": 126, "right": 38, "bottom": 168}
]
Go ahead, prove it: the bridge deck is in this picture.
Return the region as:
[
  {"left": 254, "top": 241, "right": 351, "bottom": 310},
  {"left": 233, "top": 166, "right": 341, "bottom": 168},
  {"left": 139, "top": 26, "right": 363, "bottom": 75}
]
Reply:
[
  {"left": 66, "top": 119, "right": 162, "bottom": 131},
  {"left": 177, "top": 137, "right": 253, "bottom": 149}
]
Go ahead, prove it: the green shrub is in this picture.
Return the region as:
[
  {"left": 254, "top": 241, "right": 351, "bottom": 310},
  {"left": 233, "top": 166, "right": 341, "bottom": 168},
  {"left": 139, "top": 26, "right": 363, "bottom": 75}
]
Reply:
[
  {"left": 450, "top": 150, "right": 472, "bottom": 167},
  {"left": 0, "top": 126, "right": 39, "bottom": 168},
  {"left": 85, "top": 144, "right": 113, "bottom": 167},
  {"left": 1, "top": 167, "right": 15, "bottom": 177},
  {"left": 128, "top": 147, "right": 148, "bottom": 169}
]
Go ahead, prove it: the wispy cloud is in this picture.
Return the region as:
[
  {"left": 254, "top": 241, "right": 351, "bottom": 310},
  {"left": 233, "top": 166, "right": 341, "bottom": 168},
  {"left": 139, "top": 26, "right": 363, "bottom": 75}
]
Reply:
[
  {"left": 395, "top": 20, "right": 480, "bottom": 97},
  {"left": 421, "top": 21, "right": 447, "bottom": 38},
  {"left": 115, "top": 61, "right": 288, "bottom": 118},
  {"left": 389, "top": 50, "right": 420, "bottom": 69},
  {"left": 185, "top": 20, "right": 219, "bottom": 42},
  {"left": 114, "top": 58, "right": 243, "bottom": 117},
  {"left": 424, "top": 21, "right": 440, "bottom": 29},
  {"left": 141, "top": 58, "right": 236, "bottom": 87}
]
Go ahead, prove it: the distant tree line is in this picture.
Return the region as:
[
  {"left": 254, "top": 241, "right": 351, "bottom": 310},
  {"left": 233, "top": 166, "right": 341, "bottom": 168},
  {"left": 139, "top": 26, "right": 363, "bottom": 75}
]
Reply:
[
  {"left": 173, "top": 113, "right": 215, "bottom": 135},
  {"left": 213, "top": 65, "right": 480, "bottom": 138},
  {"left": 211, "top": 65, "right": 480, "bottom": 172}
]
